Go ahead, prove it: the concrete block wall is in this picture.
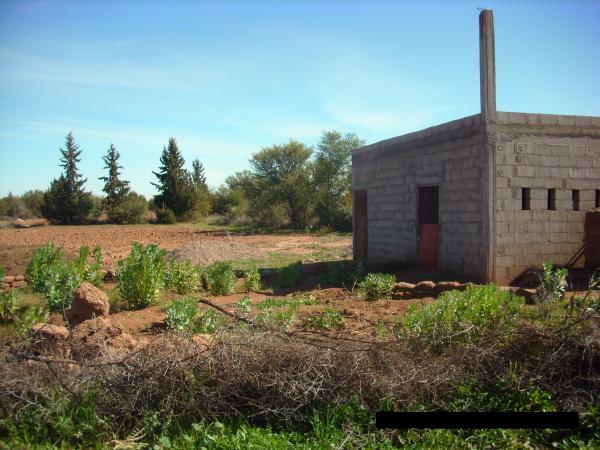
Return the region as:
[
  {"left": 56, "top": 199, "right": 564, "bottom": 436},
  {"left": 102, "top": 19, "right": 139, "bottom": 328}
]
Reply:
[
  {"left": 493, "top": 112, "right": 600, "bottom": 283},
  {"left": 353, "top": 114, "right": 487, "bottom": 279}
]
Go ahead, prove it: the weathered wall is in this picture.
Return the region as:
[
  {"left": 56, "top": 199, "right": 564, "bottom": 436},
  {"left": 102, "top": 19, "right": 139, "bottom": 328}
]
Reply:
[
  {"left": 352, "top": 114, "right": 487, "bottom": 279},
  {"left": 493, "top": 112, "right": 600, "bottom": 283}
]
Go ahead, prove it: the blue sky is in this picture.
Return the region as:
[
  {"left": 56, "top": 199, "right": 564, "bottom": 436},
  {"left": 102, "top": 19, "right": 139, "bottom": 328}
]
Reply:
[{"left": 1, "top": 0, "right": 599, "bottom": 198}]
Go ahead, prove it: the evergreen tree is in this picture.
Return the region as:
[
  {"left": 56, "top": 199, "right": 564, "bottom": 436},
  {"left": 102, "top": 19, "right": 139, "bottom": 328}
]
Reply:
[
  {"left": 99, "top": 144, "right": 130, "bottom": 209},
  {"left": 191, "top": 159, "right": 207, "bottom": 190},
  {"left": 152, "top": 137, "right": 195, "bottom": 220},
  {"left": 42, "top": 132, "right": 93, "bottom": 224}
]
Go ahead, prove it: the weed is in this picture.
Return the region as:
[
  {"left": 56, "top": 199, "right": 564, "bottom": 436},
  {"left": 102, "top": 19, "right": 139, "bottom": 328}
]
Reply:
[
  {"left": 164, "top": 297, "right": 199, "bottom": 335},
  {"left": 255, "top": 307, "right": 297, "bottom": 331},
  {"left": 196, "top": 308, "right": 227, "bottom": 334},
  {"left": 116, "top": 243, "right": 167, "bottom": 309},
  {"left": 373, "top": 320, "right": 388, "bottom": 342},
  {"left": 164, "top": 259, "right": 201, "bottom": 295},
  {"left": 0, "top": 290, "right": 18, "bottom": 323},
  {"left": 205, "top": 262, "right": 237, "bottom": 296},
  {"left": 16, "top": 305, "right": 49, "bottom": 337},
  {"left": 25, "top": 242, "right": 64, "bottom": 292},
  {"left": 276, "top": 261, "right": 303, "bottom": 289},
  {"left": 235, "top": 296, "right": 252, "bottom": 317},
  {"left": 306, "top": 307, "right": 344, "bottom": 331},
  {"left": 537, "top": 261, "right": 568, "bottom": 303},
  {"left": 243, "top": 265, "right": 261, "bottom": 292},
  {"left": 400, "top": 284, "right": 522, "bottom": 353},
  {"left": 356, "top": 272, "right": 395, "bottom": 300}
]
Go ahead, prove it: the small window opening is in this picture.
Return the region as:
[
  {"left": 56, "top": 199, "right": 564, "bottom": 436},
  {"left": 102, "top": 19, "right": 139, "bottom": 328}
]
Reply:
[
  {"left": 596, "top": 189, "right": 600, "bottom": 208},
  {"left": 547, "top": 189, "right": 556, "bottom": 210},
  {"left": 521, "top": 188, "right": 531, "bottom": 210},
  {"left": 572, "top": 190, "right": 580, "bottom": 211}
]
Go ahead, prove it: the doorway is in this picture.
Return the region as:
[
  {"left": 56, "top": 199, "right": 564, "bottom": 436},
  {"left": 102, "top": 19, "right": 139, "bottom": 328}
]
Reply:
[{"left": 418, "top": 186, "right": 440, "bottom": 270}]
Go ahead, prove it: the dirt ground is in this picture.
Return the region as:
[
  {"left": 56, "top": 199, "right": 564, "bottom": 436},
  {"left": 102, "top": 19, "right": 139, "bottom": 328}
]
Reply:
[{"left": 0, "top": 224, "right": 352, "bottom": 274}]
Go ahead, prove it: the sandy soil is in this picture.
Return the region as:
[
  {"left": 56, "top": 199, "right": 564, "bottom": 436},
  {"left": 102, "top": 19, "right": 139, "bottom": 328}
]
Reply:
[{"left": 0, "top": 224, "right": 351, "bottom": 274}]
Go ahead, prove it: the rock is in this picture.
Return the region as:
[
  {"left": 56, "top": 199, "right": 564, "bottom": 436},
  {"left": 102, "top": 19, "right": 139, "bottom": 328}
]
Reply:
[
  {"left": 103, "top": 270, "right": 116, "bottom": 282},
  {"left": 436, "top": 281, "right": 461, "bottom": 294},
  {"left": 499, "top": 286, "right": 519, "bottom": 294},
  {"left": 402, "top": 291, "right": 415, "bottom": 300},
  {"left": 70, "top": 317, "right": 124, "bottom": 359},
  {"left": 415, "top": 281, "right": 436, "bottom": 295},
  {"left": 192, "top": 334, "right": 214, "bottom": 351},
  {"left": 11, "top": 280, "right": 27, "bottom": 288},
  {"left": 31, "top": 323, "right": 69, "bottom": 340},
  {"left": 394, "top": 282, "right": 416, "bottom": 293},
  {"left": 67, "top": 282, "right": 109, "bottom": 326},
  {"left": 3, "top": 275, "right": 15, "bottom": 283},
  {"left": 421, "top": 297, "right": 436, "bottom": 303},
  {"left": 14, "top": 275, "right": 25, "bottom": 282},
  {"left": 515, "top": 288, "right": 537, "bottom": 305},
  {"left": 391, "top": 292, "right": 405, "bottom": 300},
  {"left": 1, "top": 283, "right": 9, "bottom": 291},
  {"left": 455, "top": 283, "right": 473, "bottom": 292},
  {"left": 259, "top": 269, "right": 276, "bottom": 277}
]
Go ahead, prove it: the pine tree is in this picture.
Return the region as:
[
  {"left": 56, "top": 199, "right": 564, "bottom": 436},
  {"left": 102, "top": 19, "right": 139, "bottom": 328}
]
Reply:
[
  {"left": 99, "top": 144, "right": 130, "bottom": 209},
  {"left": 192, "top": 159, "right": 207, "bottom": 190},
  {"left": 42, "top": 132, "right": 93, "bottom": 224},
  {"left": 152, "top": 137, "right": 195, "bottom": 220}
]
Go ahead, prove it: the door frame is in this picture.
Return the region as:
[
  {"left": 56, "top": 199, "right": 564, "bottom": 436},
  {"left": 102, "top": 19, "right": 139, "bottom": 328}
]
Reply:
[{"left": 416, "top": 184, "right": 440, "bottom": 270}]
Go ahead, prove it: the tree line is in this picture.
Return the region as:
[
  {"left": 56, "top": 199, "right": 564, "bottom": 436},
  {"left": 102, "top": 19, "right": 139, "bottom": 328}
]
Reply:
[{"left": 0, "top": 130, "right": 363, "bottom": 230}]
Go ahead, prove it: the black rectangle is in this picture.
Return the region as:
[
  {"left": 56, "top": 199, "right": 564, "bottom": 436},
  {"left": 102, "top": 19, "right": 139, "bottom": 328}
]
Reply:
[{"left": 375, "top": 412, "right": 578, "bottom": 429}]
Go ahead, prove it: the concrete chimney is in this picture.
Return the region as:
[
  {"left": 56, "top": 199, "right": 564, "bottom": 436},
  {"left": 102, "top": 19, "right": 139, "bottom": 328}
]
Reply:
[{"left": 479, "top": 9, "right": 496, "bottom": 122}]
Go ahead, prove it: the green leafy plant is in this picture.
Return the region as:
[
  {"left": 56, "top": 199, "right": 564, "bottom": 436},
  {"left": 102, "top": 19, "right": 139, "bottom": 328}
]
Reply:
[
  {"left": 164, "top": 259, "right": 200, "bottom": 294},
  {"left": 0, "top": 266, "right": 4, "bottom": 281},
  {"left": 306, "top": 307, "right": 344, "bottom": 331},
  {"left": 243, "top": 265, "right": 261, "bottom": 292},
  {"left": 400, "top": 284, "right": 523, "bottom": 353},
  {"left": 255, "top": 307, "right": 297, "bottom": 331},
  {"left": 196, "top": 308, "right": 226, "bottom": 334},
  {"left": 356, "top": 273, "right": 395, "bottom": 300},
  {"left": 116, "top": 243, "right": 166, "bottom": 309},
  {"left": 25, "top": 242, "right": 64, "bottom": 292},
  {"left": 0, "top": 290, "right": 18, "bottom": 323},
  {"left": 205, "top": 262, "right": 237, "bottom": 296},
  {"left": 236, "top": 296, "right": 252, "bottom": 317},
  {"left": 276, "top": 261, "right": 303, "bottom": 289},
  {"left": 537, "top": 261, "right": 568, "bottom": 303},
  {"left": 16, "top": 305, "right": 49, "bottom": 337},
  {"left": 164, "top": 297, "right": 199, "bottom": 335}
]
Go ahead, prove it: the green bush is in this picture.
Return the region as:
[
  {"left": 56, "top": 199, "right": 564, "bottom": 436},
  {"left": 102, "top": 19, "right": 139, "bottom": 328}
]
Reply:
[
  {"left": 321, "top": 262, "right": 362, "bottom": 288},
  {"left": 116, "top": 243, "right": 166, "bottom": 309},
  {"left": 196, "top": 308, "right": 227, "bottom": 334},
  {"left": 205, "top": 262, "right": 237, "bottom": 296},
  {"left": 16, "top": 305, "right": 49, "bottom": 337},
  {"left": 25, "top": 242, "right": 64, "bottom": 292},
  {"left": 276, "top": 261, "right": 303, "bottom": 289},
  {"left": 156, "top": 207, "right": 177, "bottom": 224},
  {"left": 0, "top": 290, "right": 18, "bottom": 323},
  {"left": 400, "top": 284, "right": 523, "bottom": 353},
  {"left": 255, "top": 307, "right": 297, "bottom": 331},
  {"left": 356, "top": 273, "right": 395, "bottom": 300},
  {"left": 164, "top": 297, "right": 199, "bottom": 335},
  {"left": 537, "top": 261, "right": 568, "bottom": 303},
  {"left": 164, "top": 259, "right": 200, "bottom": 294},
  {"left": 107, "top": 192, "right": 148, "bottom": 224},
  {"left": 243, "top": 266, "right": 261, "bottom": 292},
  {"left": 236, "top": 296, "right": 252, "bottom": 317},
  {"left": 306, "top": 307, "right": 345, "bottom": 331}
]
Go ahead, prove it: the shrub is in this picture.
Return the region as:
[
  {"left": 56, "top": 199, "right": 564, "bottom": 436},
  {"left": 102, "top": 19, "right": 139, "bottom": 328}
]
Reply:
[
  {"left": 321, "top": 262, "right": 362, "bottom": 288},
  {"left": 164, "top": 297, "right": 199, "bottom": 335},
  {"left": 0, "top": 290, "right": 18, "bottom": 323},
  {"left": 25, "top": 242, "right": 64, "bottom": 292},
  {"left": 537, "top": 261, "right": 568, "bottom": 303},
  {"left": 156, "top": 207, "right": 177, "bottom": 224},
  {"left": 164, "top": 259, "right": 200, "bottom": 294},
  {"left": 400, "top": 284, "right": 523, "bottom": 353},
  {"left": 243, "top": 266, "right": 261, "bottom": 292},
  {"left": 356, "top": 273, "right": 395, "bottom": 300},
  {"left": 255, "top": 307, "right": 297, "bottom": 331},
  {"left": 196, "top": 308, "right": 227, "bottom": 334},
  {"left": 205, "top": 262, "right": 237, "bottom": 296},
  {"left": 276, "top": 261, "right": 303, "bottom": 289},
  {"left": 306, "top": 307, "right": 345, "bottom": 331},
  {"left": 107, "top": 192, "right": 148, "bottom": 224},
  {"left": 116, "top": 243, "right": 166, "bottom": 309},
  {"left": 236, "top": 296, "right": 252, "bottom": 317}
]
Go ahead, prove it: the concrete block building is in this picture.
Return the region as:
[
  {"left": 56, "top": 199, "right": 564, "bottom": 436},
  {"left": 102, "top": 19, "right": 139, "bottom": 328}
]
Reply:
[{"left": 352, "top": 10, "right": 600, "bottom": 284}]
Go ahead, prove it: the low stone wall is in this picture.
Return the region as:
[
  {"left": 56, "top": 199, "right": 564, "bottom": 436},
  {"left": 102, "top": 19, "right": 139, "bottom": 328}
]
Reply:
[{"left": 1, "top": 275, "right": 28, "bottom": 291}]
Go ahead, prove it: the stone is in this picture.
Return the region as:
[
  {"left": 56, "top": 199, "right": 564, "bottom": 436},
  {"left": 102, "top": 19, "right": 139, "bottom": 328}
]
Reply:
[
  {"left": 391, "top": 292, "right": 404, "bottom": 300},
  {"left": 402, "top": 291, "right": 414, "bottom": 300},
  {"left": 415, "top": 281, "right": 436, "bottom": 294},
  {"left": 67, "top": 282, "right": 109, "bottom": 326},
  {"left": 31, "top": 323, "right": 69, "bottom": 340},
  {"left": 14, "top": 275, "right": 25, "bottom": 282},
  {"left": 455, "top": 283, "right": 473, "bottom": 292},
  {"left": 103, "top": 270, "right": 116, "bottom": 282},
  {"left": 192, "top": 334, "right": 214, "bottom": 351},
  {"left": 515, "top": 288, "right": 537, "bottom": 305},
  {"left": 11, "top": 280, "right": 27, "bottom": 288},
  {"left": 1, "top": 283, "right": 9, "bottom": 291},
  {"left": 394, "top": 282, "right": 416, "bottom": 292},
  {"left": 70, "top": 317, "right": 124, "bottom": 359},
  {"left": 3, "top": 275, "right": 15, "bottom": 283},
  {"left": 436, "top": 281, "right": 461, "bottom": 294}
]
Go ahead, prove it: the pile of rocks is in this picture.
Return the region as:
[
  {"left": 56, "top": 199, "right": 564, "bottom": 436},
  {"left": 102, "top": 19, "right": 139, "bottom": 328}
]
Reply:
[
  {"left": 391, "top": 280, "right": 469, "bottom": 300},
  {"left": 29, "top": 282, "right": 137, "bottom": 359},
  {"left": 1, "top": 274, "right": 27, "bottom": 291}
]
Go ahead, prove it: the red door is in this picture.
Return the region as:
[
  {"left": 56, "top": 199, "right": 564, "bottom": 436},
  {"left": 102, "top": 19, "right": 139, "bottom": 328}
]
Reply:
[{"left": 418, "top": 186, "right": 440, "bottom": 270}]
